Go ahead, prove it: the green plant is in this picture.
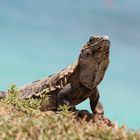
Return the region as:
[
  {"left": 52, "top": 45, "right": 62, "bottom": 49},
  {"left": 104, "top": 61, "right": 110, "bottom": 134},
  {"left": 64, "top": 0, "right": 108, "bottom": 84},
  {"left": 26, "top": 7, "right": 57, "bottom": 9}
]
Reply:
[{"left": 2, "top": 84, "right": 41, "bottom": 115}]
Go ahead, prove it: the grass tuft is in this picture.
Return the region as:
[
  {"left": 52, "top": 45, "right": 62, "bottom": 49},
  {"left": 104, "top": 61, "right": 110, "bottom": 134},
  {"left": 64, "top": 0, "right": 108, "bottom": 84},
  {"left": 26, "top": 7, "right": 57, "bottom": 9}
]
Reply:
[{"left": 1, "top": 84, "right": 41, "bottom": 115}]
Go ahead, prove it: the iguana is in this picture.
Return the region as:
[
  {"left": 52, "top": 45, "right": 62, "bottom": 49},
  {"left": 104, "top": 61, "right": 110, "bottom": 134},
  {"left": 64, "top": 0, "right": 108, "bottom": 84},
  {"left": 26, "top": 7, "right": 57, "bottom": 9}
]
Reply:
[{"left": 0, "top": 36, "right": 110, "bottom": 117}]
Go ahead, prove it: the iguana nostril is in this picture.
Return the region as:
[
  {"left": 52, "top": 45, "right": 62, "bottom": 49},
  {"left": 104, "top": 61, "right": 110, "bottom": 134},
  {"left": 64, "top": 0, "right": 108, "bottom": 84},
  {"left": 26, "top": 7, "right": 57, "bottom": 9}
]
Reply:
[{"left": 103, "top": 40, "right": 110, "bottom": 47}]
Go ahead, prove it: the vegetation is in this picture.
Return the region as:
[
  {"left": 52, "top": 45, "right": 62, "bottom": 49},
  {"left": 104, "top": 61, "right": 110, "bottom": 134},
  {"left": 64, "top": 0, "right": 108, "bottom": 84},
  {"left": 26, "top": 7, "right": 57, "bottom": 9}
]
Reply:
[{"left": 0, "top": 85, "right": 140, "bottom": 140}]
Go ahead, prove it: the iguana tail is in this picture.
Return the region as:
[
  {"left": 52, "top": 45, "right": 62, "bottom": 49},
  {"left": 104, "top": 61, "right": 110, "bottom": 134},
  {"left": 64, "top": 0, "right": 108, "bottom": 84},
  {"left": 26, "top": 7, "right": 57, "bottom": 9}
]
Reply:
[{"left": 0, "top": 91, "right": 7, "bottom": 99}]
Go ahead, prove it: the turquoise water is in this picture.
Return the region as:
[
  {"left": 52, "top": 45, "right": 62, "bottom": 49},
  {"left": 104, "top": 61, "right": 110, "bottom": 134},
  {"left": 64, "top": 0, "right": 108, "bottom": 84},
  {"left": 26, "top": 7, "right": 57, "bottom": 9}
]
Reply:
[{"left": 0, "top": 0, "right": 140, "bottom": 129}]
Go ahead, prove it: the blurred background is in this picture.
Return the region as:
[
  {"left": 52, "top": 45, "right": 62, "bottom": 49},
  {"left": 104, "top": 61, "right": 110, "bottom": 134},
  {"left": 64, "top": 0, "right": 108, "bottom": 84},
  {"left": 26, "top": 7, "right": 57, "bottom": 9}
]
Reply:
[{"left": 0, "top": 0, "right": 140, "bottom": 129}]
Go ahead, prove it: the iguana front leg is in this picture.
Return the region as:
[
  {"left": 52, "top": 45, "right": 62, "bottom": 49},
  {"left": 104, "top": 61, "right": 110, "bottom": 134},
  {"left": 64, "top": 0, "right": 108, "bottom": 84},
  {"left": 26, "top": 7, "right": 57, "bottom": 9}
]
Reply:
[
  {"left": 92, "top": 59, "right": 109, "bottom": 89},
  {"left": 89, "top": 88, "right": 104, "bottom": 115},
  {"left": 57, "top": 83, "right": 104, "bottom": 115},
  {"left": 57, "top": 84, "right": 72, "bottom": 106},
  {"left": 57, "top": 83, "right": 76, "bottom": 111}
]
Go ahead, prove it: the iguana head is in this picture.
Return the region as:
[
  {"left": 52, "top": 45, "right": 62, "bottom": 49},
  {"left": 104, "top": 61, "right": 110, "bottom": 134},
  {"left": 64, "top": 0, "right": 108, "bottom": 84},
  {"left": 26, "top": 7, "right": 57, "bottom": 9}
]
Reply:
[
  {"left": 80, "top": 36, "right": 110, "bottom": 61},
  {"left": 79, "top": 35, "right": 110, "bottom": 89}
]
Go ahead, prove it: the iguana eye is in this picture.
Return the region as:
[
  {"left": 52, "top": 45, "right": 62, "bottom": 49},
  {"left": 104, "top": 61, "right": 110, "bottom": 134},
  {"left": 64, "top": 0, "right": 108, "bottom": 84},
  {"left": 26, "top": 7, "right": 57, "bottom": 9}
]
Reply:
[{"left": 89, "top": 37, "right": 94, "bottom": 44}]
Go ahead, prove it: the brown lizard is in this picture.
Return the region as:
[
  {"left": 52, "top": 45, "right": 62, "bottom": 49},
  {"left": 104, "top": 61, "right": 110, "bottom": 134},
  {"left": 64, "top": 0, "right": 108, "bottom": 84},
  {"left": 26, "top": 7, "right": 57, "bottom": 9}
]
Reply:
[{"left": 0, "top": 36, "right": 110, "bottom": 116}]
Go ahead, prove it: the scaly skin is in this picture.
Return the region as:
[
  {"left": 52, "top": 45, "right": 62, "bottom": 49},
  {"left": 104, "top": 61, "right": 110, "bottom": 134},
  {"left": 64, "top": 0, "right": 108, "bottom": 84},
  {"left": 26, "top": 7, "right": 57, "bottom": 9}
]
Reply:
[{"left": 0, "top": 36, "right": 110, "bottom": 116}]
